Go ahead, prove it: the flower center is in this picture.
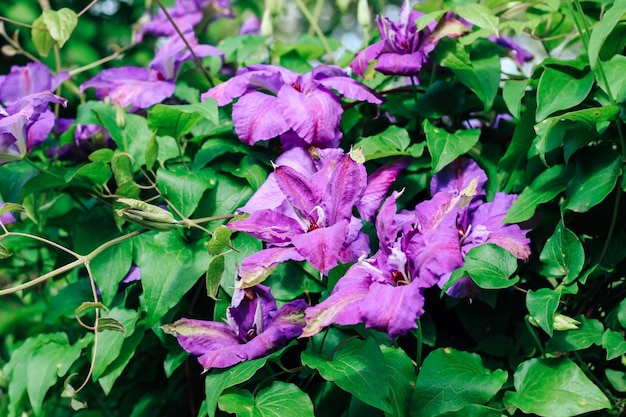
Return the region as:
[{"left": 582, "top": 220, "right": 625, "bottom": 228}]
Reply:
[
  {"left": 308, "top": 220, "right": 320, "bottom": 231},
  {"left": 246, "top": 328, "right": 257, "bottom": 340},
  {"left": 391, "top": 270, "right": 409, "bottom": 286},
  {"left": 291, "top": 80, "right": 303, "bottom": 92}
]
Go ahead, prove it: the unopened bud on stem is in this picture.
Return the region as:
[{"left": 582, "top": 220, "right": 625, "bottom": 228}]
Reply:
[{"left": 115, "top": 198, "right": 178, "bottom": 231}]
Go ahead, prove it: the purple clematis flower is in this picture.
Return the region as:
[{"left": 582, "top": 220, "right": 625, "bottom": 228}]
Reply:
[
  {"left": 303, "top": 191, "right": 427, "bottom": 340},
  {"left": 81, "top": 32, "right": 222, "bottom": 111},
  {"left": 229, "top": 151, "right": 371, "bottom": 284},
  {"left": 350, "top": 0, "right": 467, "bottom": 77},
  {"left": 163, "top": 284, "right": 307, "bottom": 370},
  {"left": 0, "top": 92, "right": 67, "bottom": 165},
  {"left": 303, "top": 158, "right": 532, "bottom": 338},
  {"left": 202, "top": 64, "right": 382, "bottom": 147},
  {"left": 0, "top": 62, "right": 69, "bottom": 106}
]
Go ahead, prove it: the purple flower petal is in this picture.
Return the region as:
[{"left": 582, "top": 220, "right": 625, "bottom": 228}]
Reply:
[
  {"left": 276, "top": 83, "right": 342, "bottom": 146},
  {"left": 228, "top": 209, "right": 302, "bottom": 244},
  {"left": 357, "top": 158, "right": 409, "bottom": 222},
  {"left": 302, "top": 264, "right": 373, "bottom": 337},
  {"left": 291, "top": 220, "right": 350, "bottom": 274},
  {"left": 350, "top": 41, "right": 384, "bottom": 77},
  {"left": 317, "top": 76, "right": 382, "bottom": 104},
  {"left": 274, "top": 164, "right": 322, "bottom": 226},
  {"left": 238, "top": 246, "right": 305, "bottom": 288},
  {"left": 322, "top": 154, "right": 367, "bottom": 225},
  {"left": 359, "top": 280, "right": 425, "bottom": 339},
  {"left": 163, "top": 318, "right": 241, "bottom": 357},
  {"left": 231, "top": 91, "right": 290, "bottom": 144},
  {"left": 227, "top": 285, "right": 277, "bottom": 341},
  {"left": 430, "top": 158, "right": 487, "bottom": 196},
  {"left": 80, "top": 67, "right": 175, "bottom": 110}
]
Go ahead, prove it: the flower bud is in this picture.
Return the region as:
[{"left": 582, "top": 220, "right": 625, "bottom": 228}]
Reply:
[
  {"left": 553, "top": 314, "right": 580, "bottom": 331},
  {"left": 357, "top": 0, "right": 371, "bottom": 30},
  {"left": 260, "top": 8, "right": 273, "bottom": 37},
  {"left": 115, "top": 198, "right": 178, "bottom": 231},
  {"left": 336, "top": 0, "right": 351, "bottom": 14},
  {"left": 115, "top": 104, "right": 126, "bottom": 128},
  {"left": 265, "top": 0, "right": 283, "bottom": 14}
]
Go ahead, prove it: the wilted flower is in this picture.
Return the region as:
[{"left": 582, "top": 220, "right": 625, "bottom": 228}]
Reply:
[
  {"left": 202, "top": 64, "right": 381, "bottom": 147},
  {"left": 163, "top": 284, "right": 307, "bottom": 370},
  {"left": 350, "top": 0, "right": 467, "bottom": 77}
]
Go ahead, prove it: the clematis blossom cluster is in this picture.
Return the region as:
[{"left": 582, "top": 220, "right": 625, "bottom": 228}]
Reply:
[
  {"left": 228, "top": 147, "right": 408, "bottom": 286},
  {"left": 303, "top": 158, "right": 531, "bottom": 340},
  {"left": 163, "top": 283, "right": 307, "bottom": 370},
  {"left": 202, "top": 65, "right": 382, "bottom": 147}
]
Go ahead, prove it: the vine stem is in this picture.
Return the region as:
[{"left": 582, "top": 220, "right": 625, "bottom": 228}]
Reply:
[
  {"left": 154, "top": 0, "right": 215, "bottom": 87},
  {"left": 0, "top": 229, "right": 148, "bottom": 295},
  {"left": 294, "top": 0, "right": 335, "bottom": 63}
]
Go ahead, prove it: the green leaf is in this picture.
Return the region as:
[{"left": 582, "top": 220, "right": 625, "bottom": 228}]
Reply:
[
  {"left": 539, "top": 221, "right": 584, "bottom": 283},
  {"left": 588, "top": 0, "right": 626, "bottom": 69},
  {"left": 0, "top": 242, "right": 12, "bottom": 259},
  {"left": 437, "top": 404, "right": 503, "bottom": 417},
  {"left": 148, "top": 100, "right": 218, "bottom": 138},
  {"left": 602, "top": 329, "right": 626, "bottom": 360},
  {"left": 455, "top": 4, "right": 499, "bottom": 36},
  {"left": 533, "top": 106, "right": 620, "bottom": 162},
  {"left": 464, "top": 244, "right": 519, "bottom": 289},
  {"left": 156, "top": 166, "right": 217, "bottom": 217},
  {"left": 355, "top": 126, "right": 423, "bottom": 161},
  {"left": 605, "top": 369, "right": 626, "bottom": 392},
  {"left": 89, "top": 148, "right": 115, "bottom": 163},
  {"left": 504, "top": 164, "right": 571, "bottom": 223},
  {"left": 89, "top": 236, "right": 133, "bottom": 306},
  {"left": 380, "top": 346, "right": 415, "bottom": 417},
  {"left": 137, "top": 231, "right": 211, "bottom": 327},
  {"left": 434, "top": 39, "right": 500, "bottom": 110},
  {"left": 206, "top": 255, "right": 225, "bottom": 299},
  {"left": 0, "top": 202, "right": 25, "bottom": 217},
  {"left": 218, "top": 389, "right": 255, "bottom": 417},
  {"left": 526, "top": 288, "right": 560, "bottom": 336},
  {"left": 565, "top": 148, "right": 621, "bottom": 213},
  {"left": 599, "top": 54, "right": 626, "bottom": 102},
  {"left": 204, "top": 357, "right": 269, "bottom": 417},
  {"left": 411, "top": 347, "right": 507, "bottom": 416},
  {"left": 111, "top": 153, "right": 135, "bottom": 186},
  {"left": 199, "top": 175, "right": 254, "bottom": 230},
  {"left": 145, "top": 131, "right": 159, "bottom": 171},
  {"left": 97, "top": 325, "right": 145, "bottom": 394},
  {"left": 26, "top": 334, "right": 82, "bottom": 416},
  {"left": 219, "top": 381, "right": 315, "bottom": 417},
  {"left": 536, "top": 67, "right": 594, "bottom": 121},
  {"left": 42, "top": 8, "right": 77, "bottom": 47},
  {"left": 617, "top": 298, "right": 626, "bottom": 328},
  {"left": 97, "top": 317, "right": 127, "bottom": 334},
  {"left": 546, "top": 316, "right": 604, "bottom": 352},
  {"left": 208, "top": 225, "right": 233, "bottom": 255},
  {"left": 502, "top": 79, "right": 528, "bottom": 120},
  {"left": 92, "top": 307, "right": 138, "bottom": 380},
  {"left": 424, "top": 120, "right": 480, "bottom": 173},
  {"left": 302, "top": 338, "right": 392, "bottom": 413},
  {"left": 89, "top": 102, "right": 154, "bottom": 166},
  {"left": 503, "top": 357, "right": 611, "bottom": 417},
  {"left": 31, "top": 15, "right": 55, "bottom": 56}
]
